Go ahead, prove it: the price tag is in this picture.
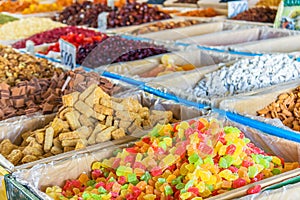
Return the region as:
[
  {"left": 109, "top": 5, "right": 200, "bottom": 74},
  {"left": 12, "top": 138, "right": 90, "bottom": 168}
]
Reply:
[
  {"left": 107, "top": 0, "right": 114, "bottom": 9},
  {"left": 25, "top": 40, "right": 35, "bottom": 56},
  {"left": 98, "top": 12, "right": 108, "bottom": 31},
  {"left": 228, "top": 0, "right": 248, "bottom": 18},
  {"left": 59, "top": 39, "right": 76, "bottom": 70}
]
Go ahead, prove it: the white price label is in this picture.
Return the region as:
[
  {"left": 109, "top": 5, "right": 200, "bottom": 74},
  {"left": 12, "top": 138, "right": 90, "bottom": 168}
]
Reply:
[
  {"left": 228, "top": 1, "right": 248, "bottom": 18},
  {"left": 59, "top": 39, "right": 76, "bottom": 70},
  {"left": 98, "top": 12, "right": 108, "bottom": 31},
  {"left": 25, "top": 40, "right": 35, "bottom": 56}
]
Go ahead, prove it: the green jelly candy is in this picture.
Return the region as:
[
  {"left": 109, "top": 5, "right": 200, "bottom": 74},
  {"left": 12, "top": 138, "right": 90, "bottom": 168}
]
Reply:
[
  {"left": 164, "top": 185, "right": 173, "bottom": 196},
  {"left": 158, "top": 178, "right": 166, "bottom": 183},
  {"left": 128, "top": 173, "right": 138, "bottom": 185},
  {"left": 252, "top": 154, "right": 263, "bottom": 164},
  {"left": 204, "top": 156, "right": 214, "bottom": 165},
  {"left": 121, "top": 184, "right": 129, "bottom": 190},
  {"left": 243, "top": 138, "right": 251, "bottom": 144},
  {"left": 264, "top": 156, "right": 273, "bottom": 162},
  {"left": 82, "top": 192, "right": 91, "bottom": 200},
  {"left": 188, "top": 153, "right": 200, "bottom": 164},
  {"left": 150, "top": 125, "right": 161, "bottom": 137},
  {"left": 87, "top": 180, "right": 96, "bottom": 187},
  {"left": 158, "top": 141, "right": 167, "bottom": 151},
  {"left": 259, "top": 158, "right": 270, "bottom": 169},
  {"left": 184, "top": 180, "right": 194, "bottom": 190},
  {"left": 248, "top": 166, "right": 258, "bottom": 178},
  {"left": 224, "top": 126, "right": 240, "bottom": 135},
  {"left": 206, "top": 184, "right": 214, "bottom": 191},
  {"left": 91, "top": 193, "right": 101, "bottom": 200},
  {"left": 141, "top": 171, "right": 152, "bottom": 183},
  {"left": 176, "top": 183, "right": 185, "bottom": 190},
  {"left": 113, "top": 149, "right": 122, "bottom": 156},
  {"left": 272, "top": 168, "right": 281, "bottom": 175},
  {"left": 195, "top": 158, "right": 203, "bottom": 166},
  {"left": 108, "top": 177, "right": 116, "bottom": 183},
  {"left": 224, "top": 155, "right": 235, "bottom": 166},
  {"left": 219, "top": 157, "right": 228, "bottom": 168},
  {"left": 98, "top": 186, "right": 107, "bottom": 194},
  {"left": 103, "top": 171, "right": 109, "bottom": 178}
]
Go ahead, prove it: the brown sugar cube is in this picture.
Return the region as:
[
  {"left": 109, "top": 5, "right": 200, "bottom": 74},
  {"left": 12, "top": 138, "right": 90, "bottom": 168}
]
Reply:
[
  {"left": 84, "top": 87, "right": 106, "bottom": 108},
  {"left": 114, "top": 119, "right": 120, "bottom": 128},
  {"left": 63, "top": 146, "right": 75, "bottom": 152},
  {"left": 0, "top": 139, "right": 18, "bottom": 156},
  {"left": 111, "top": 128, "right": 126, "bottom": 140},
  {"left": 51, "top": 118, "right": 66, "bottom": 136},
  {"left": 62, "top": 91, "right": 80, "bottom": 107},
  {"left": 79, "top": 84, "right": 98, "bottom": 101},
  {"left": 119, "top": 120, "right": 132, "bottom": 130},
  {"left": 94, "top": 104, "right": 114, "bottom": 116},
  {"left": 100, "top": 98, "right": 113, "bottom": 108},
  {"left": 25, "top": 136, "right": 36, "bottom": 143},
  {"left": 121, "top": 98, "right": 142, "bottom": 113},
  {"left": 7, "top": 149, "right": 23, "bottom": 165},
  {"left": 65, "top": 111, "right": 81, "bottom": 130},
  {"left": 76, "top": 126, "right": 92, "bottom": 139},
  {"left": 44, "top": 127, "right": 54, "bottom": 152},
  {"left": 93, "top": 113, "right": 106, "bottom": 121},
  {"left": 21, "top": 131, "right": 34, "bottom": 141},
  {"left": 74, "top": 101, "right": 94, "bottom": 118},
  {"left": 35, "top": 131, "right": 44, "bottom": 144},
  {"left": 58, "top": 132, "right": 80, "bottom": 141},
  {"left": 151, "top": 110, "right": 173, "bottom": 122},
  {"left": 94, "top": 86, "right": 110, "bottom": 99},
  {"left": 79, "top": 115, "right": 94, "bottom": 127},
  {"left": 62, "top": 139, "right": 79, "bottom": 147},
  {"left": 95, "top": 126, "right": 116, "bottom": 143},
  {"left": 105, "top": 116, "right": 114, "bottom": 127},
  {"left": 50, "top": 146, "right": 63, "bottom": 155},
  {"left": 115, "top": 111, "right": 140, "bottom": 121},
  {"left": 21, "top": 155, "right": 38, "bottom": 163},
  {"left": 28, "top": 140, "right": 43, "bottom": 150},
  {"left": 22, "top": 146, "right": 43, "bottom": 156},
  {"left": 88, "top": 124, "right": 107, "bottom": 145},
  {"left": 75, "top": 139, "right": 88, "bottom": 150},
  {"left": 58, "top": 107, "right": 73, "bottom": 120},
  {"left": 53, "top": 137, "right": 62, "bottom": 148},
  {"left": 142, "top": 119, "right": 151, "bottom": 129},
  {"left": 43, "top": 152, "right": 53, "bottom": 158}
]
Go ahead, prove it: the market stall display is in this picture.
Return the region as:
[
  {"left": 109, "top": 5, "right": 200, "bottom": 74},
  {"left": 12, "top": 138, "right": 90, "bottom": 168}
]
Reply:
[
  {"left": 0, "top": 18, "right": 64, "bottom": 41},
  {"left": 0, "top": 67, "right": 119, "bottom": 121},
  {"left": 40, "top": 35, "right": 168, "bottom": 68},
  {"left": 130, "top": 19, "right": 201, "bottom": 35},
  {"left": 1, "top": 0, "right": 300, "bottom": 199},
  {"left": 231, "top": 7, "right": 277, "bottom": 23},
  {"left": 16, "top": 117, "right": 300, "bottom": 199},
  {"left": 52, "top": 1, "right": 171, "bottom": 29},
  {"left": 12, "top": 26, "right": 105, "bottom": 49}
]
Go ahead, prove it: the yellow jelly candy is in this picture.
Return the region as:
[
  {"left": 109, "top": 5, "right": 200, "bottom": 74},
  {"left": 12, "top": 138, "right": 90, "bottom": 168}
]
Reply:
[
  {"left": 179, "top": 121, "right": 190, "bottom": 130},
  {"left": 196, "top": 181, "right": 206, "bottom": 193},
  {"left": 218, "top": 145, "right": 227, "bottom": 156},
  {"left": 185, "top": 163, "right": 195, "bottom": 172},
  {"left": 206, "top": 175, "right": 217, "bottom": 185},
  {"left": 196, "top": 169, "right": 211, "bottom": 182},
  {"left": 143, "top": 194, "right": 156, "bottom": 200},
  {"left": 192, "top": 197, "right": 203, "bottom": 200},
  {"left": 272, "top": 156, "right": 282, "bottom": 165},
  {"left": 92, "top": 162, "right": 101, "bottom": 170},
  {"left": 180, "top": 163, "right": 189, "bottom": 175},
  {"left": 214, "top": 141, "right": 223, "bottom": 154},
  {"left": 180, "top": 192, "right": 192, "bottom": 200},
  {"left": 163, "top": 137, "right": 173, "bottom": 147}
]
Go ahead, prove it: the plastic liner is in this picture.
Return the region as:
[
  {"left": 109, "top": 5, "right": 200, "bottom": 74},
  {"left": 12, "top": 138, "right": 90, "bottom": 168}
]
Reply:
[
  {"left": 163, "top": 0, "right": 198, "bottom": 8},
  {"left": 178, "top": 26, "right": 300, "bottom": 47},
  {"left": 95, "top": 48, "right": 245, "bottom": 82},
  {"left": 228, "top": 34, "right": 300, "bottom": 53},
  {"left": 0, "top": 90, "right": 204, "bottom": 172},
  {"left": 11, "top": 111, "right": 300, "bottom": 200},
  {"left": 219, "top": 80, "right": 300, "bottom": 134}
]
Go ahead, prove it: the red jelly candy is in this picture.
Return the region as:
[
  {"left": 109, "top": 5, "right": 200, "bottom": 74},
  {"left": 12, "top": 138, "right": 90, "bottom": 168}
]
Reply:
[
  {"left": 105, "top": 182, "right": 114, "bottom": 191},
  {"left": 133, "top": 162, "right": 146, "bottom": 170},
  {"left": 187, "top": 187, "right": 200, "bottom": 196},
  {"left": 247, "top": 185, "right": 262, "bottom": 194},
  {"left": 118, "top": 176, "right": 127, "bottom": 185},
  {"left": 132, "top": 186, "right": 142, "bottom": 197},
  {"left": 91, "top": 169, "right": 102, "bottom": 179},
  {"left": 228, "top": 166, "right": 239, "bottom": 173},
  {"left": 95, "top": 182, "right": 105, "bottom": 189},
  {"left": 125, "top": 155, "right": 135, "bottom": 164},
  {"left": 242, "top": 160, "right": 254, "bottom": 168},
  {"left": 226, "top": 144, "right": 236, "bottom": 155},
  {"left": 151, "top": 166, "right": 163, "bottom": 176},
  {"left": 232, "top": 178, "right": 247, "bottom": 189},
  {"left": 112, "top": 158, "right": 121, "bottom": 169},
  {"left": 142, "top": 137, "right": 151, "bottom": 144},
  {"left": 126, "top": 147, "right": 138, "bottom": 154}
]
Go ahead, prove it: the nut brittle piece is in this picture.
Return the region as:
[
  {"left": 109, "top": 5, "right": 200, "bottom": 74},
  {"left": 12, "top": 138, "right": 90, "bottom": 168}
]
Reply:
[
  {"left": 111, "top": 128, "right": 126, "bottom": 140},
  {"left": 74, "top": 100, "right": 94, "bottom": 118},
  {"left": 44, "top": 127, "right": 54, "bottom": 152},
  {"left": 0, "top": 139, "right": 18, "bottom": 156},
  {"left": 94, "top": 104, "right": 114, "bottom": 116},
  {"left": 7, "top": 149, "right": 23, "bottom": 165},
  {"left": 65, "top": 111, "right": 81, "bottom": 130},
  {"left": 62, "top": 91, "right": 79, "bottom": 107},
  {"left": 95, "top": 126, "right": 116, "bottom": 143}
]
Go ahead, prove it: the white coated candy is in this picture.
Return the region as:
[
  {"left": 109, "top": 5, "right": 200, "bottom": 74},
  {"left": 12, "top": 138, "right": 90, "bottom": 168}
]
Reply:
[{"left": 191, "top": 55, "right": 300, "bottom": 98}]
